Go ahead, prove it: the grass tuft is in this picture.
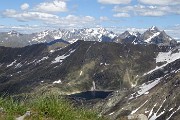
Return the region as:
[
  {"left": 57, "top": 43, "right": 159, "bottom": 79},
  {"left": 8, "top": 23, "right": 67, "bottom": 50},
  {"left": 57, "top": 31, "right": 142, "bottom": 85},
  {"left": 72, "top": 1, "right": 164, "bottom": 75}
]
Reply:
[{"left": 0, "top": 95, "right": 106, "bottom": 120}]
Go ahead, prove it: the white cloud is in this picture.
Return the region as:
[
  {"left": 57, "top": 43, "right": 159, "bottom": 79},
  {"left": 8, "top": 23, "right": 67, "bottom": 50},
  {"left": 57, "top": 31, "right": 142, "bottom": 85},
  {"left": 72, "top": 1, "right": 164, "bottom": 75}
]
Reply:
[
  {"left": 2, "top": 9, "right": 96, "bottom": 28},
  {"left": 100, "top": 6, "right": 105, "bottom": 10},
  {"left": 113, "top": 13, "right": 130, "bottom": 17},
  {"left": 126, "top": 27, "right": 147, "bottom": 33},
  {"left": 98, "top": 0, "right": 131, "bottom": 4},
  {"left": 2, "top": 9, "right": 17, "bottom": 16},
  {"left": 138, "top": 0, "right": 180, "bottom": 5},
  {"left": 58, "top": 15, "right": 97, "bottom": 28},
  {"left": 21, "top": 3, "right": 29, "bottom": 10},
  {"left": 108, "top": 27, "right": 146, "bottom": 34},
  {"left": 113, "top": 5, "right": 180, "bottom": 17},
  {"left": 164, "top": 25, "right": 180, "bottom": 39},
  {"left": 2, "top": 10, "right": 59, "bottom": 22},
  {"left": 140, "top": 11, "right": 166, "bottom": 16},
  {"left": 0, "top": 25, "right": 5, "bottom": 29},
  {"left": 35, "top": 0, "right": 67, "bottom": 13},
  {"left": 0, "top": 24, "right": 53, "bottom": 33},
  {"left": 100, "top": 16, "right": 109, "bottom": 21}
]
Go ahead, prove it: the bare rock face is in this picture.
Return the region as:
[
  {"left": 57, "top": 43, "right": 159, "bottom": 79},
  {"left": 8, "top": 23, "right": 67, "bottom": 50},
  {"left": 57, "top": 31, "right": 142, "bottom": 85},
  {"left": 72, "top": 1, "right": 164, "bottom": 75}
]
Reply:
[
  {"left": 16, "top": 111, "right": 31, "bottom": 120},
  {"left": 128, "top": 114, "right": 148, "bottom": 120}
]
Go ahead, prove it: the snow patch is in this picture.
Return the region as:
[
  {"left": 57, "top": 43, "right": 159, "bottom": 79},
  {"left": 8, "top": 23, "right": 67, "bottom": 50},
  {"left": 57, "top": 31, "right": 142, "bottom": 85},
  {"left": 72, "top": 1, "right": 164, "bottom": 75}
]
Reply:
[
  {"left": 109, "top": 112, "right": 115, "bottom": 115},
  {"left": 131, "top": 82, "right": 137, "bottom": 87},
  {"left": 86, "top": 45, "right": 92, "bottom": 53},
  {"left": 131, "top": 100, "right": 148, "bottom": 114},
  {"left": 144, "top": 48, "right": 180, "bottom": 75},
  {"left": 15, "top": 63, "right": 22, "bottom": 68},
  {"left": 17, "top": 71, "right": 21, "bottom": 74},
  {"left": 27, "top": 59, "right": 37, "bottom": 65},
  {"left": 53, "top": 80, "right": 62, "bottom": 84},
  {"left": 52, "top": 49, "right": 76, "bottom": 64},
  {"left": 129, "top": 77, "right": 161, "bottom": 100},
  {"left": 156, "top": 50, "right": 180, "bottom": 64},
  {"left": 144, "top": 91, "right": 149, "bottom": 94},
  {"left": 129, "top": 31, "right": 139, "bottom": 37},
  {"left": 148, "top": 103, "right": 157, "bottom": 118},
  {"left": 149, "top": 99, "right": 166, "bottom": 120},
  {"left": 145, "top": 32, "right": 160, "bottom": 43},
  {"left": 150, "top": 26, "right": 156, "bottom": 31},
  {"left": 144, "top": 64, "right": 167, "bottom": 76},
  {"left": 36, "top": 57, "right": 49, "bottom": 64},
  {"left": 91, "top": 81, "right": 96, "bottom": 91},
  {"left": 129, "top": 92, "right": 136, "bottom": 100},
  {"left": 169, "top": 108, "right": 173, "bottom": 111},
  {"left": 50, "top": 50, "right": 55, "bottom": 53},
  {"left": 80, "top": 71, "right": 83, "bottom": 76},
  {"left": 166, "top": 106, "right": 180, "bottom": 120},
  {"left": 7, "top": 60, "right": 17, "bottom": 67},
  {"left": 145, "top": 110, "right": 149, "bottom": 114},
  {"left": 137, "top": 77, "right": 162, "bottom": 97},
  {"left": 105, "top": 63, "right": 109, "bottom": 66}
]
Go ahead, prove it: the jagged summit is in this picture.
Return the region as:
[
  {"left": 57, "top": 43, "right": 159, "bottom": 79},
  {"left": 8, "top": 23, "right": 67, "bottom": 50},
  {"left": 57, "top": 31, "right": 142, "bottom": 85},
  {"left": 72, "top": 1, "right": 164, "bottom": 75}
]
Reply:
[
  {"left": 149, "top": 26, "right": 160, "bottom": 32},
  {"left": 7, "top": 30, "right": 22, "bottom": 36},
  {"left": 129, "top": 31, "right": 141, "bottom": 37},
  {"left": 140, "top": 26, "right": 176, "bottom": 45},
  {"left": 119, "top": 31, "right": 131, "bottom": 39}
]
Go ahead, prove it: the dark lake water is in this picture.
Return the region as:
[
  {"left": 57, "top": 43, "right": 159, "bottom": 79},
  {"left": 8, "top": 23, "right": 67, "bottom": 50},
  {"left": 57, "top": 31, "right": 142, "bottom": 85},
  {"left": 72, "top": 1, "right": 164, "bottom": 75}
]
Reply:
[{"left": 68, "top": 91, "right": 113, "bottom": 100}]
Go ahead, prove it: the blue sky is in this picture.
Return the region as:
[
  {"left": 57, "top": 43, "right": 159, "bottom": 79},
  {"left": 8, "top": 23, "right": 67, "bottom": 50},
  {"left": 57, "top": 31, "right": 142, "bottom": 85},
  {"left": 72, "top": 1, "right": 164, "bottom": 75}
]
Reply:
[{"left": 0, "top": 0, "right": 180, "bottom": 39}]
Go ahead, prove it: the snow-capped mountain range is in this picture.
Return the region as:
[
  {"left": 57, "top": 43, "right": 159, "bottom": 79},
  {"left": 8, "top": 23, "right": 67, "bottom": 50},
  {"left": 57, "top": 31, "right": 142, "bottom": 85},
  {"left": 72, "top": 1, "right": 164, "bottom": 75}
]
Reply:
[
  {"left": 0, "top": 26, "right": 177, "bottom": 47},
  {"left": 31, "top": 27, "right": 117, "bottom": 44}
]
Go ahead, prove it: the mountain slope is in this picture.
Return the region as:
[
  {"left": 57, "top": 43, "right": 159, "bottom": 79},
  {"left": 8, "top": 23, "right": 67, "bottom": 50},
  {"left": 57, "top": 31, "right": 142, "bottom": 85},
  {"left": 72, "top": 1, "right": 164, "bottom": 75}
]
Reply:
[
  {"left": 0, "top": 40, "right": 161, "bottom": 95},
  {"left": 95, "top": 44, "right": 180, "bottom": 120}
]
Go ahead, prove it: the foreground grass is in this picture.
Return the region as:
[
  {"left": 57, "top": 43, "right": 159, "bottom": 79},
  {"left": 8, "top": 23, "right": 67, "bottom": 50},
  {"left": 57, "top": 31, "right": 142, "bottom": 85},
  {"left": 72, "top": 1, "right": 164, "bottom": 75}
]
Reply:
[{"left": 0, "top": 95, "right": 106, "bottom": 120}]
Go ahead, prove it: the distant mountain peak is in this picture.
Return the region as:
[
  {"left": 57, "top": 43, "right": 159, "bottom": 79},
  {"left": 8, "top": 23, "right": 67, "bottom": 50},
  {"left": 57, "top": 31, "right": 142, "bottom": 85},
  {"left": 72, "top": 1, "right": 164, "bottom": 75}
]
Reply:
[
  {"left": 7, "top": 30, "right": 21, "bottom": 36},
  {"left": 149, "top": 26, "right": 160, "bottom": 32},
  {"left": 140, "top": 26, "right": 177, "bottom": 45},
  {"left": 8, "top": 30, "right": 18, "bottom": 34},
  {"left": 129, "top": 31, "right": 141, "bottom": 37},
  {"left": 122, "top": 31, "right": 131, "bottom": 35}
]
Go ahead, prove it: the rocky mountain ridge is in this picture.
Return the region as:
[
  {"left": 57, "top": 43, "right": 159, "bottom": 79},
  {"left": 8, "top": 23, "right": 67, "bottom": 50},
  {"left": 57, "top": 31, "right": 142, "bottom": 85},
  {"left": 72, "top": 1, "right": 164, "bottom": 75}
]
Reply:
[
  {"left": 0, "top": 40, "right": 162, "bottom": 94},
  {"left": 0, "top": 26, "right": 177, "bottom": 47}
]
